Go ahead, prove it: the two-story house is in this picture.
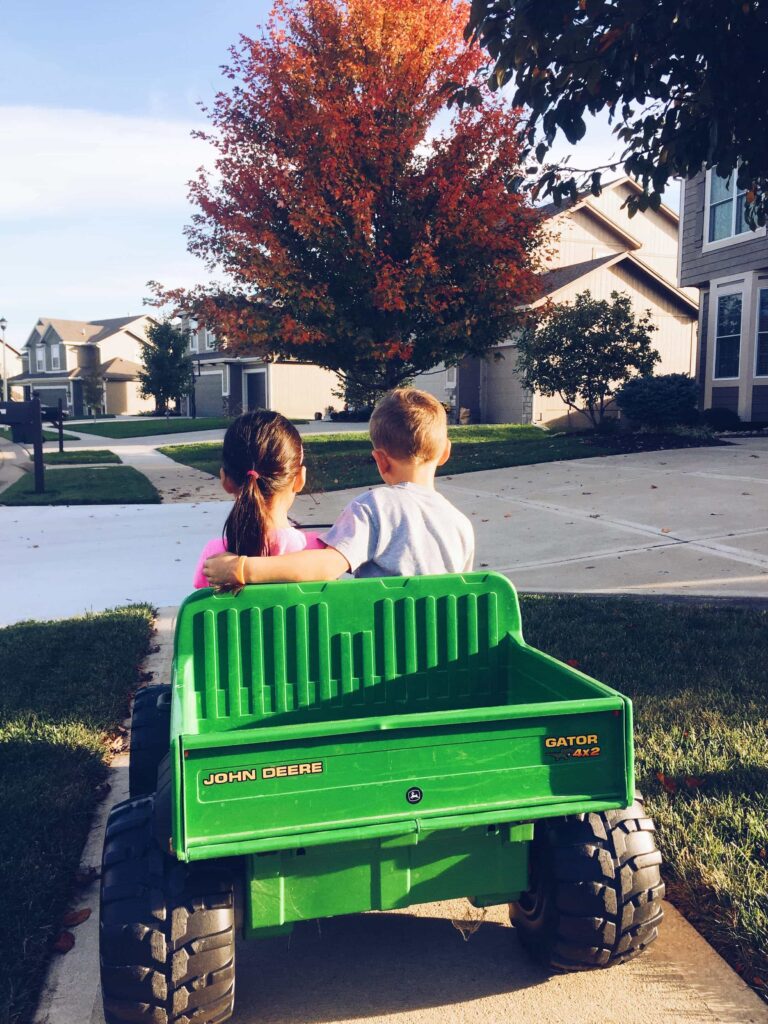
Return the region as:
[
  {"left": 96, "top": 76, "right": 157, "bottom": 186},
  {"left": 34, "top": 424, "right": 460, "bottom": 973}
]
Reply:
[
  {"left": 417, "top": 176, "right": 699, "bottom": 428},
  {"left": 11, "top": 316, "right": 157, "bottom": 417},
  {"left": 182, "top": 322, "right": 340, "bottom": 420},
  {"left": 678, "top": 170, "right": 768, "bottom": 423}
]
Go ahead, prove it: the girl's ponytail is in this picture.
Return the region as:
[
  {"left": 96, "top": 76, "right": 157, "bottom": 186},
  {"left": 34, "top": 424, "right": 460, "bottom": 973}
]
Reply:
[{"left": 221, "top": 411, "right": 303, "bottom": 557}]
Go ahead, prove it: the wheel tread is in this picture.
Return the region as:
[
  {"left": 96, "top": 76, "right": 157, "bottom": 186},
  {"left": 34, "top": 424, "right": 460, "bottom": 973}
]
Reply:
[
  {"left": 510, "top": 794, "right": 664, "bottom": 972},
  {"left": 100, "top": 795, "right": 235, "bottom": 1024}
]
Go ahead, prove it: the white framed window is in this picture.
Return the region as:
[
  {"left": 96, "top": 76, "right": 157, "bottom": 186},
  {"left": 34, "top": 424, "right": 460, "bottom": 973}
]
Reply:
[
  {"left": 35, "top": 347, "right": 44, "bottom": 371},
  {"left": 445, "top": 366, "right": 457, "bottom": 389},
  {"left": 713, "top": 292, "right": 742, "bottom": 379},
  {"left": 51, "top": 344, "right": 60, "bottom": 370},
  {"left": 755, "top": 288, "right": 768, "bottom": 378},
  {"left": 707, "top": 171, "right": 748, "bottom": 243},
  {"left": 205, "top": 329, "right": 216, "bottom": 350},
  {"left": 703, "top": 170, "right": 767, "bottom": 252}
]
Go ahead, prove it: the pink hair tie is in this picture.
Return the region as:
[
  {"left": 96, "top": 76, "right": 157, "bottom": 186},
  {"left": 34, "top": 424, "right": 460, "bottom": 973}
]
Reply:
[{"left": 246, "top": 469, "right": 260, "bottom": 480}]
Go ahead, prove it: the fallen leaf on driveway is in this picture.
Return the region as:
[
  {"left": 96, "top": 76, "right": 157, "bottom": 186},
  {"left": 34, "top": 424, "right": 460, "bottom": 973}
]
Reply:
[
  {"left": 650, "top": 485, "right": 658, "bottom": 489},
  {"left": 62, "top": 908, "right": 91, "bottom": 927},
  {"left": 52, "top": 931, "right": 75, "bottom": 953},
  {"left": 660, "top": 527, "right": 671, "bottom": 534}
]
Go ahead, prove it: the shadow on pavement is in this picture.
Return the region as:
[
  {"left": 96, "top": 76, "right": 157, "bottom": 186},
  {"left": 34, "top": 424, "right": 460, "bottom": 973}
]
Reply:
[{"left": 232, "top": 908, "right": 547, "bottom": 1023}]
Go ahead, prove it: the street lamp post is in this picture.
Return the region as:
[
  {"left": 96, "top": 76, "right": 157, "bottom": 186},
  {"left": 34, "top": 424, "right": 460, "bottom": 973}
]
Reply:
[{"left": 0, "top": 317, "right": 8, "bottom": 402}]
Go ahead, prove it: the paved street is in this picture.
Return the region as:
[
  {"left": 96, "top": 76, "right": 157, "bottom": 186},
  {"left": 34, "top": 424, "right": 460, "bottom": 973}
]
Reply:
[{"left": 3, "top": 438, "right": 767, "bottom": 625}]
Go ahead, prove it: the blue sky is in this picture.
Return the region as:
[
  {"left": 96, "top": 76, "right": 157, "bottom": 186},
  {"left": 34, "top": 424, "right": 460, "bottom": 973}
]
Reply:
[{"left": 0, "top": 1, "right": 675, "bottom": 350}]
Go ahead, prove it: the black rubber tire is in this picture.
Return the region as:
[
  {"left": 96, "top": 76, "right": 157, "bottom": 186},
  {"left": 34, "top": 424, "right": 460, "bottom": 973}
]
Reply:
[
  {"left": 129, "top": 684, "right": 171, "bottom": 798},
  {"left": 100, "top": 795, "right": 236, "bottom": 1024},
  {"left": 510, "top": 795, "right": 664, "bottom": 971}
]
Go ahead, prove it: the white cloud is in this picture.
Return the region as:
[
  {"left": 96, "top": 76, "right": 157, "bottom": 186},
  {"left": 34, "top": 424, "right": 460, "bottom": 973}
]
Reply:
[
  {"left": 0, "top": 106, "right": 217, "bottom": 346},
  {"left": 0, "top": 106, "right": 212, "bottom": 220}
]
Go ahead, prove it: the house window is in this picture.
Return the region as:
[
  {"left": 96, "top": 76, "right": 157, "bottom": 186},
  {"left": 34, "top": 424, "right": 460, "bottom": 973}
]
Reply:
[
  {"left": 708, "top": 171, "right": 749, "bottom": 243},
  {"left": 755, "top": 289, "right": 768, "bottom": 377},
  {"left": 35, "top": 347, "right": 44, "bottom": 371},
  {"left": 51, "top": 344, "right": 60, "bottom": 370},
  {"left": 205, "top": 329, "right": 216, "bottom": 350},
  {"left": 714, "top": 293, "right": 742, "bottom": 379},
  {"left": 445, "top": 366, "right": 457, "bottom": 389}
]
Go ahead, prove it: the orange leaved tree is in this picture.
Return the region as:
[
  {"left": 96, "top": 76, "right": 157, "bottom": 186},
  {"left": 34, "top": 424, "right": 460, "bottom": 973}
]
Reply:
[{"left": 174, "top": 0, "right": 544, "bottom": 398}]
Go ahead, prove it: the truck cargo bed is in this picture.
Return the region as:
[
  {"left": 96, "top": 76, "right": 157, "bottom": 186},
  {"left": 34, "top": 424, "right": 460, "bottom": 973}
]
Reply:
[{"left": 169, "top": 575, "right": 633, "bottom": 861}]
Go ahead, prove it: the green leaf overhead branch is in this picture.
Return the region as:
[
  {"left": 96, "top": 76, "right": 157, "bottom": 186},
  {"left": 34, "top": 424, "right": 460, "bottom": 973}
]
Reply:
[
  {"left": 463, "top": 0, "right": 768, "bottom": 224},
  {"left": 158, "top": 0, "right": 545, "bottom": 395}
]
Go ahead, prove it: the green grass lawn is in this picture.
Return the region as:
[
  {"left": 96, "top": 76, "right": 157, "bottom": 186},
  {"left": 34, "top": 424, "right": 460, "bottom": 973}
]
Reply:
[
  {"left": 0, "top": 606, "right": 154, "bottom": 1024},
  {"left": 0, "top": 426, "right": 78, "bottom": 443},
  {"left": 0, "top": 466, "right": 159, "bottom": 505},
  {"left": 73, "top": 416, "right": 307, "bottom": 439},
  {"left": 43, "top": 449, "right": 121, "bottom": 465},
  {"left": 520, "top": 594, "right": 768, "bottom": 1000},
  {"left": 160, "top": 425, "right": 615, "bottom": 491}
]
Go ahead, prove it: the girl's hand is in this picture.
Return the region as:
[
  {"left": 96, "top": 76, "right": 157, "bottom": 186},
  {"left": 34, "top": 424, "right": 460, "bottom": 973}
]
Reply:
[{"left": 203, "top": 553, "right": 242, "bottom": 588}]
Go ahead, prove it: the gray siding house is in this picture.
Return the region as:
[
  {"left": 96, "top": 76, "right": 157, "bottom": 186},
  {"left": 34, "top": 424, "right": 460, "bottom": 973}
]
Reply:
[
  {"left": 679, "top": 171, "right": 768, "bottom": 422},
  {"left": 181, "top": 323, "right": 340, "bottom": 420},
  {"left": 11, "top": 316, "right": 158, "bottom": 417}
]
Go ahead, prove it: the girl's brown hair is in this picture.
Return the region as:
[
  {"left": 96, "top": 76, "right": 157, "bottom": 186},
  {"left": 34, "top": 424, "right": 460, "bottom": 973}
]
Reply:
[{"left": 221, "top": 410, "right": 303, "bottom": 556}]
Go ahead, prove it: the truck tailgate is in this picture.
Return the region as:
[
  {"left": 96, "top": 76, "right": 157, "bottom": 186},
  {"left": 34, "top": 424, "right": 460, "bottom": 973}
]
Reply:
[{"left": 177, "top": 700, "right": 631, "bottom": 859}]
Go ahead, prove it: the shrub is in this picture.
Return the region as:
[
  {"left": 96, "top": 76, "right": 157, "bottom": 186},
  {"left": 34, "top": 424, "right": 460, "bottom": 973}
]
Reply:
[
  {"left": 615, "top": 373, "right": 698, "bottom": 429},
  {"left": 701, "top": 406, "right": 742, "bottom": 431}
]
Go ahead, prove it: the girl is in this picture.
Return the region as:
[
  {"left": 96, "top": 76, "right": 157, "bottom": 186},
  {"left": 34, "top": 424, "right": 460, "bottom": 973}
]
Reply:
[{"left": 192, "top": 410, "right": 324, "bottom": 589}]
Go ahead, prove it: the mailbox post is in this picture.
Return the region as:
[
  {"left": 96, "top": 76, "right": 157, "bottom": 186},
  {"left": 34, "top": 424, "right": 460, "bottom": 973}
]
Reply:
[{"left": 0, "top": 399, "right": 45, "bottom": 493}]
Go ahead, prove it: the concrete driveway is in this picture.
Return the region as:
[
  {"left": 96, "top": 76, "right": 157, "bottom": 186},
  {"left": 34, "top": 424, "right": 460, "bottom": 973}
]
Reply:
[
  {"left": 33, "top": 617, "right": 768, "bottom": 1024},
  {"left": 2, "top": 438, "right": 768, "bottom": 626}
]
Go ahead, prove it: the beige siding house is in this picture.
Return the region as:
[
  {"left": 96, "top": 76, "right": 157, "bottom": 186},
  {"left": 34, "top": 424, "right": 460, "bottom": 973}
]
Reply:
[
  {"left": 182, "top": 323, "right": 340, "bottom": 420},
  {"left": 11, "top": 316, "right": 157, "bottom": 417},
  {"left": 418, "top": 177, "right": 699, "bottom": 429}
]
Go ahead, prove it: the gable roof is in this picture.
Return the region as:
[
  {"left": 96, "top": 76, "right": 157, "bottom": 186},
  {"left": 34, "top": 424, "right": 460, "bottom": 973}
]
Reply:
[
  {"left": 533, "top": 250, "right": 698, "bottom": 314},
  {"left": 537, "top": 254, "right": 618, "bottom": 298},
  {"left": 98, "top": 357, "right": 143, "bottom": 380},
  {"left": 539, "top": 175, "right": 679, "bottom": 226},
  {"left": 25, "top": 315, "right": 150, "bottom": 348}
]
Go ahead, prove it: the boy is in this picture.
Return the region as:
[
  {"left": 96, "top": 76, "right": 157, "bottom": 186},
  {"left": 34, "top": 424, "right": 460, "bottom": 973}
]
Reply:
[{"left": 202, "top": 387, "right": 474, "bottom": 587}]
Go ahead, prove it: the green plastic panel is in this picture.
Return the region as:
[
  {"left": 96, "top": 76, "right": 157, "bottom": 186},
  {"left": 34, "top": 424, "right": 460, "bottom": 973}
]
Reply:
[
  {"left": 172, "top": 573, "right": 524, "bottom": 732},
  {"left": 244, "top": 825, "right": 533, "bottom": 934},
  {"left": 169, "top": 573, "right": 634, "bottom": 866}
]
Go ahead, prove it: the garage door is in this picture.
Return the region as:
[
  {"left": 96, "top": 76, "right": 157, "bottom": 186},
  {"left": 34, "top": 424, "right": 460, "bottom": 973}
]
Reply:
[
  {"left": 195, "top": 373, "right": 225, "bottom": 417},
  {"left": 482, "top": 348, "right": 531, "bottom": 424}
]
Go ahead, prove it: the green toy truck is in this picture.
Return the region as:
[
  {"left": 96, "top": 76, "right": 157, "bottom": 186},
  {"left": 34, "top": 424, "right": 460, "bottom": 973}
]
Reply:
[{"left": 99, "top": 572, "right": 664, "bottom": 1024}]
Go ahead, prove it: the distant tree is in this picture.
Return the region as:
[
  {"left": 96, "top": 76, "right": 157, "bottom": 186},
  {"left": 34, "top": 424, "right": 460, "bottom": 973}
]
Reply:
[
  {"left": 516, "top": 290, "right": 659, "bottom": 428},
  {"left": 156, "top": 0, "right": 545, "bottom": 401},
  {"left": 81, "top": 366, "right": 104, "bottom": 415},
  {"left": 463, "top": 0, "right": 768, "bottom": 225},
  {"left": 138, "top": 321, "right": 194, "bottom": 415}
]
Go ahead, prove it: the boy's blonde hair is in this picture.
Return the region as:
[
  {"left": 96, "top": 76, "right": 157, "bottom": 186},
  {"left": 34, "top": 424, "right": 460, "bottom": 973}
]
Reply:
[{"left": 369, "top": 387, "right": 448, "bottom": 462}]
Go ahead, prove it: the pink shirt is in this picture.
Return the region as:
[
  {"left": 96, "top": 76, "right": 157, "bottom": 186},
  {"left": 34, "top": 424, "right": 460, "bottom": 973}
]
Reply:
[{"left": 193, "top": 527, "right": 326, "bottom": 589}]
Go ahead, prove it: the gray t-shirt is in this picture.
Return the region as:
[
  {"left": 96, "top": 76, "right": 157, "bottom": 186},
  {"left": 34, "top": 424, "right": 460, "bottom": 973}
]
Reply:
[{"left": 323, "top": 482, "right": 475, "bottom": 578}]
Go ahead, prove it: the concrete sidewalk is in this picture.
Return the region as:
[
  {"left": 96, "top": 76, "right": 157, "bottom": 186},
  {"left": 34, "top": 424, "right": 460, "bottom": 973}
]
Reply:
[
  {"left": 41, "top": 419, "right": 368, "bottom": 503},
  {"left": 3, "top": 439, "right": 768, "bottom": 625},
  {"left": 32, "top": 610, "right": 768, "bottom": 1024}
]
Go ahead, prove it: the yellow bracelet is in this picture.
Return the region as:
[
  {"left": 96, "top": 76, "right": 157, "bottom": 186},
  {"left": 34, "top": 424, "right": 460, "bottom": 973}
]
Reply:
[{"left": 235, "top": 555, "right": 247, "bottom": 587}]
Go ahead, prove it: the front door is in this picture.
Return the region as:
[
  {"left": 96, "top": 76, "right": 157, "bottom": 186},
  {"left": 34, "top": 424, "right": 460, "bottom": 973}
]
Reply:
[{"left": 245, "top": 371, "right": 267, "bottom": 411}]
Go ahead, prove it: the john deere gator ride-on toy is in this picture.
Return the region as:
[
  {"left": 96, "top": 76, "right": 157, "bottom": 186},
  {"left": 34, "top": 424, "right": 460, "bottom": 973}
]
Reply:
[{"left": 99, "top": 572, "right": 664, "bottom": 1023}]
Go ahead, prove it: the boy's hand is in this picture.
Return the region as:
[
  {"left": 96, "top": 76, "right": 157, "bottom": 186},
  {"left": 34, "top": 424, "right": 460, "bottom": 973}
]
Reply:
[{"left": 203, "top": 553, "right": 241, "bottom": 588}]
